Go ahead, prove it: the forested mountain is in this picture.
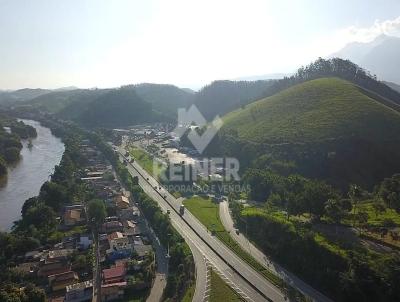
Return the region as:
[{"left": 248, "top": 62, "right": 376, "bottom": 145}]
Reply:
[
  {"left": 76, "top": 89, "right": 161, "bottom": 128},
  {"left": 202, "top": 61, "right": 400, "bottom": 189},
  {"left": 29, "top": 89, "right": 110, "bottom": 118},
  {"left": 384, "top": 81, "right": 400, "bottom": 93},
  {"left": 26, "top": 84, "right": 190, "bottom": 122},
  {"left": 260, "top": 57, "right": 400, "bottom": 104},
  {"left": 21, "top": 79, "right": 280, "bottom": 124},
  {"left": 0, "top": 88, "right": 51, "bottom": 105},
  {"left": 126, "top": 83, "right": 194, "bottom": 117},
  {"left": 331, "top": 34, "right": 400, "bottom": 84},
  {"left": 193, "top": 80, "right": 275, "bottom": 120}
]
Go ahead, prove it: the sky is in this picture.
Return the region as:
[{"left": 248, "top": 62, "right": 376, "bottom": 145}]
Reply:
[{"left": 1, "top": 0, "right": 400, "bottom": 90}]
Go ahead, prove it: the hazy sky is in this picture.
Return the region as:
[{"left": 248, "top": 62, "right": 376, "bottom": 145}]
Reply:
[{"left": 1, "top": 0, "right": 400, "bottom": 90}]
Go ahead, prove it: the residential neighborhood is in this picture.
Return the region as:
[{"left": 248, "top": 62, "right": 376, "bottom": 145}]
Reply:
[{"left": 10, "top": 139, "right": 159, "bottom": 302}]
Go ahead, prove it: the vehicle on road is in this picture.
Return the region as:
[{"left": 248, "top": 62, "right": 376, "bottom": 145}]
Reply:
[{"left": 179, "top": 205, "right": 185, "bottom": 215}]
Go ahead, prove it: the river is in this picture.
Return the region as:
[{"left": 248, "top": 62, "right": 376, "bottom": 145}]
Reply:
[{"left": 0, "top": 119, "right": 65, "bottom": 231}]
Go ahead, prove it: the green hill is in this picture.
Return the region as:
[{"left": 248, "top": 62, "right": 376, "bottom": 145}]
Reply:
[
  {"left": 132, "top": 83, "right": 194, "bottom": 118},
  {"left": 214, "top": 77, "right": 400, "bottom": 189},
  {"left": 223, "top": 77, "right": 400, "bottom": 144},
  {"left": 77, "top": 89, "right": 160, "bottom": 128}
]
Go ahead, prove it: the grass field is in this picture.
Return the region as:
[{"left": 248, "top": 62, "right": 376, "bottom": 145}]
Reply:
[
  {"left": 129, "top": 147, "right": 156, "bottom": 177},
  {"left": 355, "top": 201, "right": 400, "bottom": 226},
  {"left": 209, "top": 270, "right": 244, "bottom": 302},
  {"left": 181, "top": 283, "right": 196, "bottom": 302},
  {"left": 223, "top": 77, "right": 400, "bottom": 144},
  {"left": 183, "top": 196, "right": 289, "bottom": 292}
]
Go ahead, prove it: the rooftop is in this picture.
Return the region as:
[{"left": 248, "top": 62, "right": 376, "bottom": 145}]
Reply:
[
  {"left": 66, "top": 280, "right": 93, "bottom": 292},
  {"left": 103, "top": 266, "right": 126, "bottom": 280}
]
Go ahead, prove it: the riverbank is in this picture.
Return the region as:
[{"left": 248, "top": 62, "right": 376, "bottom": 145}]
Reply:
[{"left": 0, "top": 120, "right": 64, "bottom": 230}]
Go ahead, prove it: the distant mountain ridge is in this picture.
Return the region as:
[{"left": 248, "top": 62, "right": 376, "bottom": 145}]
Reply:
[
  {"left": 12, "top": 80, "right": 278, "bottom": 124},
  {"left": 331, "top": 34, "right": 400, "bottom": 84},
  {"left": 384, "top": 81, "right": 400, "bottom": 93},
  {"left": 0, "top": 88, "right": 51, "bottom": 104}
]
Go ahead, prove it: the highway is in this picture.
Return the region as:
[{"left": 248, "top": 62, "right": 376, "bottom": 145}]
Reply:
[{"left": 118, "top": 148, "right": 287, "bottom": 302}]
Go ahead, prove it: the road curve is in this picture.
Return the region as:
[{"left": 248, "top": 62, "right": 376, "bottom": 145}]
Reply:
[{"left": 119, "top": 149, "right": 287, "bottom": 302}]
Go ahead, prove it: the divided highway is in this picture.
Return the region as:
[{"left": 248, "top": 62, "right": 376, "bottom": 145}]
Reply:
[{"left": 118, "top": 148, "right": 287, "bottom": 302}]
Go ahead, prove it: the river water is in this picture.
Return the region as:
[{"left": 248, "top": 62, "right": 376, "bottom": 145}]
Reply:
[{"left": 0, "top": 119, "right": 65, "bottom": 231}]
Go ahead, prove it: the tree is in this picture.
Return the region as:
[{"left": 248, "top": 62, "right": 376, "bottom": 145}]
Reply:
[
  {"left": 23, "top": 284, "right": 46, "bottom": 302},
  {"left": 22, "top": 203, "right": 57, "bottom": 236},
  {"left": 88, "top": 199, "right": 106, "bottom": 226},
  {"left": 378, "top": 174, "right": 400, "bottom": 213},
  {"left": 3, "top": 147, "right": 20, "bottom": 163},
  {"left": 39, "top": 181, "right": 69, "bottom": 211},
  {"left": 325, "top": 199, "right": 347, "bottom": 233},
  {"left": 355, "top": 211, "right": 369, "bottom": 234},
  {"left": 372, "top": 201, "right": 386, "bottom": 218},
  {"left": 348, "top": 184, "right": 363, "bottom": 226},
  {"left": 21, "top": 197, "right": 39, "bottom": 217},
  {"left": 303, "top": 180, "right": 336, "bottom": 220},
  {"left": 0, "top": 156, "right": 6, "bottom": 176}
]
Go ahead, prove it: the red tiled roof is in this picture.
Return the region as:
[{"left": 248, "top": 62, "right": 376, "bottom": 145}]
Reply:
[{"left": 103, "top": 266, "right": 126, "bottom": 280}]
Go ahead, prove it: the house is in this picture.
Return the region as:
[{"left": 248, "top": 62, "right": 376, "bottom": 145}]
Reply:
[
  {"left": 15, "top": 262, "right": 39, "bottom": 275},
  {"left": 114, "top": 195, "right": 130, "bottom": 209},
  {"left": 133, "top": 245, "right": 153, "bottom": 260},
  {"left": 107, "top": 232, "right": 124, "bottom": 241},
  {"left": 107, "top": 234, "right": 132, "bottom": 261},
  {"left": 24, "top": 250, "right": 41, "bottom": 261},
  {"left": 108, "top": 236, "right": 132, "bottom": 251},
  {"left": 65, "top": 280, "right": 93, "bottom": 302},
  {"left": 102, "top": 266, "right": 126, "bottom": 284},
  {"left": 48, "top": 249, "right": 74, "bottom": 262},
  {"left": 101, "top": 221, "right": 123, "bottom": 234},
  {"left": 101, "top": 282, "right": 126, "bottom": 301},
  {"left": 64, "top": 209, "right": 85, "bottom": 226},
  {"left": 48, "top": 271, "right": 79, "bottom": 291},
  {"left": 78, "top": 235, "right": 92, "bottom": 250},
  {"left": 37, "top": 261, "right": 71, "bottom": 277},
  {"left": 118, "top": 208, "right": 135, "bottom": 220},
  {"left": 122, "top": 220, "right": 138, "bottom": 236}
]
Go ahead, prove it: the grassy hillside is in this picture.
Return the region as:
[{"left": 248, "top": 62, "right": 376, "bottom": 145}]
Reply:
[{"left": 223, "top": 77, "right": 400, "bottom": 144}]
